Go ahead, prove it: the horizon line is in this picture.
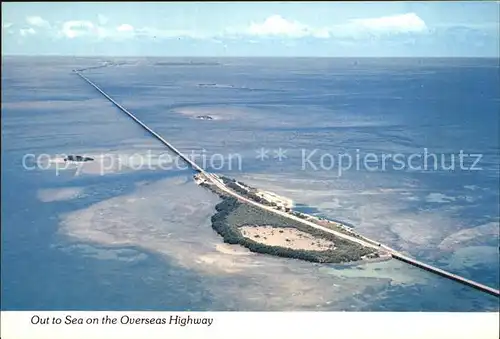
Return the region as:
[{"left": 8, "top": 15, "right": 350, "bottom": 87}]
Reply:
[{"left": 2, "top": 55, "right": 499, "bottom": 59}]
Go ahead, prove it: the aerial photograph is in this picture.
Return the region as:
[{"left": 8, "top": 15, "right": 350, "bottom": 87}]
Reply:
[{"left": 1, "top": 1, "right": 499, "bottom": 313}]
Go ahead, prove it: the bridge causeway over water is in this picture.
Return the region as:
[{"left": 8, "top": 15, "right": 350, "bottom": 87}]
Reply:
[{"left": 74, "top": 69, "right": 499, "bottom": 299}]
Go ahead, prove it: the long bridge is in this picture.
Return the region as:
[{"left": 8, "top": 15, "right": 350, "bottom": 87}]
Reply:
[{"left": 74, "top": 69, "right": 500, "bottom": 299}]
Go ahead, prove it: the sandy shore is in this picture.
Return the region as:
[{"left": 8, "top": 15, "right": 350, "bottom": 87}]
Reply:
[
  {"left": 240, "top": 226, "right": 335, "bottom": 251},
  {"left": 255, "top": 190, "right": 294, "bottom": 209},
  {"left": 215, "top": 243, "right": 252, "bottom": 256}
]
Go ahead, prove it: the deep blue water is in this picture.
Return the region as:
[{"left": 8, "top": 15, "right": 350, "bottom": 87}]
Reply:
[{"left": 1, "top": 57, "right": 499, "bottom": 311}]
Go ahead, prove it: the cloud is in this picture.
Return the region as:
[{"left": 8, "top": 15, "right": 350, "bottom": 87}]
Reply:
[
  {"left": 58, "top": 18, "right": 196, "bottom": 40},
  {"left": 61, "top": 20, "right": 94, "bottom": 38},
  {"left": 56, "top": 18, "right": 148, "bottom": 41},
  {"left": 20, "top": 27, "right": 36, "bottom": 36},
  {"left": 117, "top": 24, "right": 134, "bottom": 32},
  {"left": 246, "top": 15, "right": 331, "bottom": 39},
  {"left": 244, "top": 13, "right": 428, "bottom": 40},
  {"left": 58, "top": 19, "right": 134, "bottom": 40},
  {"left": 49, "top": 12, "right": 429, "bottom": 43},
  {"left": 248, "top": 15, "right": 311, "bottom": 38},
  {"left": 95, "top": 24, "right": 136, "bottom": 40},
  {"left": 349, "top": 13, "right": 427, "bottom": 34},
  {"left": 135, "top": 27, "right": 204, "bottom": 39},
  {"left": 26, "top": 16, "right": 50, "bottom": 28},
  {"left": 2, "top": 22, "right": 15, "bottom": 36}
]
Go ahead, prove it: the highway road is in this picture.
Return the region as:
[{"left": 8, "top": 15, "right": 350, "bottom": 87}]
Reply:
[
  {"left": 75, "top": 69, "right": 499, "bottom": 298},
  {"left": 209, "top": 177, "right": 384, "bottom": 251},
  {"left": 74, "top": 70, "right": 381, "bottom": 252}
]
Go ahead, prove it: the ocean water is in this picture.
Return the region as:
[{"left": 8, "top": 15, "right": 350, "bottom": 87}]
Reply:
[{"left": 1, "top": 56, "right": 499, "bottom": 311}]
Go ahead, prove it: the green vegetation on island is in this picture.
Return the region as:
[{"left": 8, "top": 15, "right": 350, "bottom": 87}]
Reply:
[
  {"left": 64, "top": 155, "right": 94, "bottom": 162},
  {"left": 209, "top": 193, "right": 378, "bottom": 263}
]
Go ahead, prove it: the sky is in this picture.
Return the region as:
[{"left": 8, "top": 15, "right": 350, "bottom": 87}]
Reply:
[{"left": 1, "top": 1, "right": 499, "bottom": 57}]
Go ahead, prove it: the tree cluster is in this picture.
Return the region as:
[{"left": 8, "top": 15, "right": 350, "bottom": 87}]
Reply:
[{"left": 209, "top": 196, "right": 376, "bottom": 264}]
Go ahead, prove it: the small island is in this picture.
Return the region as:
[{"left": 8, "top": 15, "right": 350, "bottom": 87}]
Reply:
[
  {"left": 64, "top": 155, "right": 94, "bottom": 162},
  {"left": 198, "top": 83, "right": 217, "bottom": 87},
  {"left": 209, "top": 196, "right": 377, "bottom": 263},
  {"left": 198, "top": 83, "right": 235, "bottom": 88},
  {"left": 195, "top": 115, "right": 214, "bottom": 120},
  {"left": 154, "top": 61, "right": 221, "bottom": 66},
  {"left": 195, "top": 174, "right": 384, "bottom": 264}
]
